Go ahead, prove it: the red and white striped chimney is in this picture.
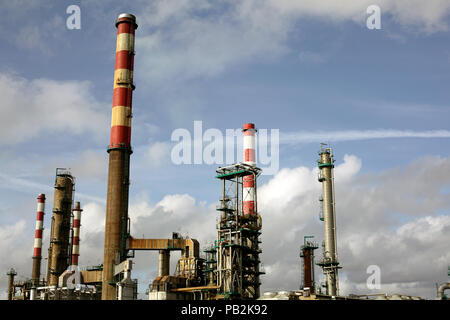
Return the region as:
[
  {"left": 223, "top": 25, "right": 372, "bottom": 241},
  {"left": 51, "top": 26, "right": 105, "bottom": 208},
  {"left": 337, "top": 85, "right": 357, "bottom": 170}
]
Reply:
[
  {"left": 71, "top": 202, "right": 82, "bottom": 266},
  {"left": 243, "top": 123, "right": 257, "bottom": 216},
  {"left": 31, "top": 194, "right": 45, "bottom": 286},
  {"left": 33, "top": 194, "right": 45, "bottom": 259}
]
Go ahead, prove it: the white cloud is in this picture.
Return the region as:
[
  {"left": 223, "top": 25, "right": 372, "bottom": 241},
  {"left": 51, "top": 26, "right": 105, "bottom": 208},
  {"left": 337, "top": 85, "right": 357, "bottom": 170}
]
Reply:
[
  {"left": 0, "top": 73, "right": 109, "bottom": 145},
  {"left": 144, "top": 141, "right": 172, "bottom": 167},
  {"left": 0, "top": 220, "right": 31, "bottom": 280},
  {"left": 136, "top": 0, "right": 290, "bottom": 84},
  {"left": 280, "top": 129, "right": 450, "bottom": 144},
  {"left": 69, "top": 150, "right": 108, "bottom": 182},
  {"left": 81, "top": 202, "right": 106, "bottom": 235},
  {"left": 129, "top": 194, "right": 216, "bottom": 242},
  {"left": 132, "top": 0, "right": 450, "bottom": 85},
  {"left": 258, "top": 154, "right": 450, "bottom": 298}
]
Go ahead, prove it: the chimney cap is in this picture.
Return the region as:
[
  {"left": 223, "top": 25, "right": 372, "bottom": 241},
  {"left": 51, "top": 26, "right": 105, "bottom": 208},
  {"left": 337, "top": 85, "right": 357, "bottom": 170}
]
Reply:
[
  {"left": 116, "top": 13, "right": 138, "bottom": 28},
  {"left": 118, "top": 13, "right": 136, "bottom": 21}
]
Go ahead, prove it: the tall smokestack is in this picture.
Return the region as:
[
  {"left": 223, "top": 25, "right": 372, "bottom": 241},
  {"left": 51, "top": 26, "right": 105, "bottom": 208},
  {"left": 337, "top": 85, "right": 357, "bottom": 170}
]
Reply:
[
  {"left": 47, "top": 169, "right": 74, "bottom": 287},
  {"left": 317, "top": 145, "right": 340, "bottom": 296},
  {"left": 242, "top": 122, "right": 262, "bottom": 299},
  {"left": 102, "top": 13, "right": 137, "bottom": 300},
  {"left": 71, "top": 202, "right": 82, "bottom": 266},
  {"left": 243, "top": 123, "right": 256, "bottom": 216},
  {"left": 31, "top": 194, "right": 45, "bottom": 287}
]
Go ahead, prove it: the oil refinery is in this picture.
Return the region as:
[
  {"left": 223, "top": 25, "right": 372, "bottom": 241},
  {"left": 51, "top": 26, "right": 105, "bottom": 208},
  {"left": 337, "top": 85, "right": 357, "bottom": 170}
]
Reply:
[{"left": 4, "top": 13, "right": 450, "bottom": 302}]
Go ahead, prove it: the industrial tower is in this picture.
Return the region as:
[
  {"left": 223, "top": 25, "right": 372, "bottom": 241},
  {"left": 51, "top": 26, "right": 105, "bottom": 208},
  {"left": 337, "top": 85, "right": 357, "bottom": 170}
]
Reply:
[
  {"left": 215, "top": 123, "right": 264, "bottom": 299},
  {"left": 47, "top": 168, "right": 75, "bottom": 287},
  {"left": 316, "top": 144, "right": 341, "bottom": 296},
  {"left": 300, "top": 236, "right": 319, "bottom": 294},
  {"left": 102, "top": 13, "right": 138, "bottom": 300},
  {"left": 31, "top": 194, "right": 46, "bottom": 288}
]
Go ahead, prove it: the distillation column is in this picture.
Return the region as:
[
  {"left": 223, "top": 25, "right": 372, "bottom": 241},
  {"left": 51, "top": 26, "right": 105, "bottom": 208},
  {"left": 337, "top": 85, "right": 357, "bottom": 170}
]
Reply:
[
  {"left": 71, "top": 202, "right": 82, "bottom": 266},
  {"left": 102, "top": 13, "right": 138, "bottom": 300},
  {"left": 300, "top": 236, "right": 318, "bottom": 294},
  {"left": 31, "top": 194, "right": 45, "bottom": 287},
  {"left": 47, "top": 169, "right": 74, "bottom": 287},
  {"left": 7, "top": 268, "right": 17, "bottom": 301},
  {"left": 317, "top": 145, "right": 340, "bottom": 296}
]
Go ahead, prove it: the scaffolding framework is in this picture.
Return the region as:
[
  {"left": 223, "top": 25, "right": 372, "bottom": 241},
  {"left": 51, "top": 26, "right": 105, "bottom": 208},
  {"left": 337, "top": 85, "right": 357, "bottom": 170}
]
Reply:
[{"left": 215, "top": 163, "right": 264, "bottom": 299}]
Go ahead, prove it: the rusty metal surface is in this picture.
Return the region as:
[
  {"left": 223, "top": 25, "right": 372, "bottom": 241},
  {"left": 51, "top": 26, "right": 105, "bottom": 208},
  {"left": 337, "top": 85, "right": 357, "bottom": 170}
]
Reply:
[
  {"left": 127, "top": 237, "right": 199, "bottom": 257},
  {"left": 302, "top": 248, "right": 313, "bottom": 292},
  {"left": 31, "top": 257, "right": 41, "bottom": 287},
  {"left": 102, "top": 149, "right": 131, "bottom": 300},
  {"left": 81, "top": 270, "right": 103, "bottom": 284},
  {"left": 171, "top": 285, "right": 219, "bottom": 292},
  {"left": 47, "top": 174, "right": 74, "bottom": 286}
]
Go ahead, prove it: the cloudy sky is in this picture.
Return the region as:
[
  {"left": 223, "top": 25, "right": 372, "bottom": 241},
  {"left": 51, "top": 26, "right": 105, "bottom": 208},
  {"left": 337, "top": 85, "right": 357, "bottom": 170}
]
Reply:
[{"left": 1, "top": 0, "right": 450, "bottom": 300}]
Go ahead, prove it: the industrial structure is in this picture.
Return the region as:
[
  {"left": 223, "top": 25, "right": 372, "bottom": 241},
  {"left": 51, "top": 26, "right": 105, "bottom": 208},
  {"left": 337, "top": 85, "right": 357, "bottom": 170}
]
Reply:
[
  {"left": 47, "top": 168, "right": 75, "bottom": 287},
  {"left": 316, "top": 144, "right": 341, "bottom": 296},
  {"left": 71, "top": 202, "right": 82, "bottom": 266},
  {"left": 300, "top": 236, "right": 319, "bottom": 294},
  {"left": 31, "top": 194, "right": 46, "bottom": 287},
  {"left": 4, "top": 12, "right": 446, "bottom": 302},
  {"left": 213, "top": 123, "right": 264, "bottom": 300},
  {"left": 102, "top": 12, "right": 138, "bottom": 300}
]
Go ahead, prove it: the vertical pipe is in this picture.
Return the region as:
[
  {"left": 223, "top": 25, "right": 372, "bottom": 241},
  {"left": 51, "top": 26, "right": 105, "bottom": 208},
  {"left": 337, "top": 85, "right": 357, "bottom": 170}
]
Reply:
[
  {"left": 31, "top": 194, "right": 45, "bottom": 287},
  {"left": 102, "top": 13, "right": 137, "bottom": 300},
  {"left": 71, "top": 202, "right": 82, "bottom": 266},
  {"left": 318, "top": 147, "right": 339, "bottom": 296},
  {"left": 242, "top": 123, "right": 256, "bottom": 216}
]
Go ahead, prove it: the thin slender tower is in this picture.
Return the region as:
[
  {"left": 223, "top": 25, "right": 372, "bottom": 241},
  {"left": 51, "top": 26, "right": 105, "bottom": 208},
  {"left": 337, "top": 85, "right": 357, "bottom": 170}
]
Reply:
[
  {"left": 71, "top": 202, "right": 82, "bottom": 266},
  {"left": 31, "top": 194, "right": 45, "bottom": 287},
  {"left": 317, "top": 144, "right": 341, "bottom": 296}
]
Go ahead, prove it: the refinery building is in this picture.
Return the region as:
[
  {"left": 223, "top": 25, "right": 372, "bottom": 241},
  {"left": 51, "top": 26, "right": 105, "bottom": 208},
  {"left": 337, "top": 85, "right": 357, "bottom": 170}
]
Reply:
[{"left": 5, "top": 13, "right": 449, "bottom": 301}]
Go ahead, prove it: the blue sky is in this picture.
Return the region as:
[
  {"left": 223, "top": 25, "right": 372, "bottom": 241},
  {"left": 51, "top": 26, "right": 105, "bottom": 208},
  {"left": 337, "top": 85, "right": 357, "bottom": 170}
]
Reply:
[{"left": 1, "top": 0, "right": 450, "bottom": 299}]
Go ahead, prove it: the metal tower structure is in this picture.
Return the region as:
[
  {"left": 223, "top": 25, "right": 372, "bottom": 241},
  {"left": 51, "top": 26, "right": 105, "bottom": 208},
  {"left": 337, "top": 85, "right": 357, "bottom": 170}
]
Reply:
[
  {"left": 7, "top": 268, "right": 17, "bottom": 301},
  {"left": 47, "top": 168, "right": 75, "bottom": 287},
  {"left": 300, "top": 236, "right": 319, "bottom": 293},
  {"left": 215, "top": 123, "right": 264, "bottom": 300},
  {"left": 316, "top": 144, "right": 341, "bottom": 296}
]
